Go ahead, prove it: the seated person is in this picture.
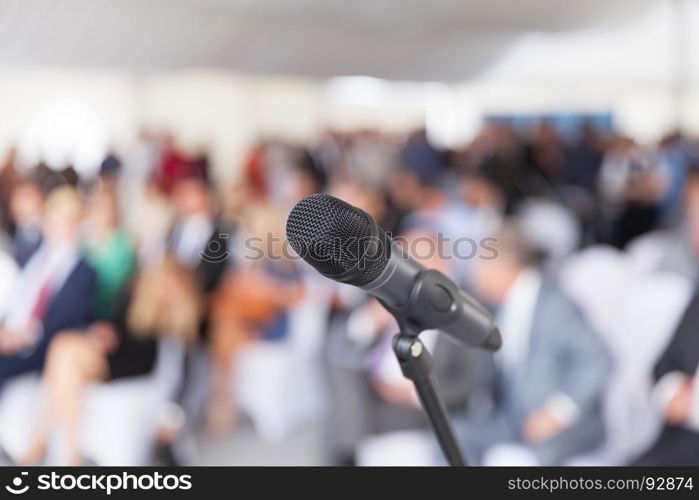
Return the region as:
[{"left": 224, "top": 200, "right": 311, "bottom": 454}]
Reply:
[
  {"left": 168, "top": 177, "right": 228, "bottom": 292},
  {"left": 207, "top": 202, "right": 303, "bottom": 432},
  {"left": 631, "top": 172, "right": 699, "bottom": 465},
  {"left": 83, "top": 186, "right": 135, "bottom": 320},
  {"left": 0, "top": 186, "right": 96, "bottom": 387},
  {"left": 632, "top": 287, "right": 699, "bottom": 465},
  {"left": 19, "top": 255, "right": 203, "bottom": 465},
  {"left": 457, "top": 223, "right": 613, "bottom": 465}
]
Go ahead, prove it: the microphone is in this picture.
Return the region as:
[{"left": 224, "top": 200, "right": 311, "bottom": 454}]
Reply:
[{"left": 286, "top": 193, "right": 501, "bottom": 351}]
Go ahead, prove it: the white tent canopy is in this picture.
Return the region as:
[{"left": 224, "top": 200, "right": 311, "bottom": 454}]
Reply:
[{"left": 0, "top": 0, "right": 676, "bottom": 83}]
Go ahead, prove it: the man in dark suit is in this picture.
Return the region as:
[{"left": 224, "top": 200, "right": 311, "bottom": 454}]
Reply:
[
  {"left": 632, "top": 288, "right": 699, "bottom": 465},
  {"left": 457, "top": 223, "right": 612, "bottom": 465},
  {"left": 0, "top": 186, "right": 96, "bottom": 386},
  {"left": 169, "top": 177, "right": 229, "bottom": 293},
  {"left": 632, "top": 171, "right": 699, "bottom": 465},
  {"left": 156, "top": 177, "right": 229, "bottom": 464}
]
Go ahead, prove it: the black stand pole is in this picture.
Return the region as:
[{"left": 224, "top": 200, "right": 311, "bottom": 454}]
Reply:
[
  {"left": 376, "top": 268, "right": 498, "bottom": 466},
  {"left": 393, "top": 332, "right": 467, "bottom": 466}
]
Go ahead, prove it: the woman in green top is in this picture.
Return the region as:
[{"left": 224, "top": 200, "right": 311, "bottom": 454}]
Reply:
[{"left": 84, "top": 187, "right": 135, "bottom": 320}]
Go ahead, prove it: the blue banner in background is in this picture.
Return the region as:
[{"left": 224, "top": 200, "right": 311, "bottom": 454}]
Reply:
[{"left": 484, "top": 113, "right": 615, "bottom": 140}]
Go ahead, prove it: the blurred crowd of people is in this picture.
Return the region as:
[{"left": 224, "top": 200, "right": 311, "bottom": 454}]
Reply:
[{"left": 0, "top": 119, "right": 698, "bottom": 466}]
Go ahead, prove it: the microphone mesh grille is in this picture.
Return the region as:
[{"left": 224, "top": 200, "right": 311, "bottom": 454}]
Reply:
[{"left": 286, "top": 193, "right": 389, "bottom": 285}]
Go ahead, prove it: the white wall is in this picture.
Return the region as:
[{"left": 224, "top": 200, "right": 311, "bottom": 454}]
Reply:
[
  {"left": 0, "top": 69, "right": 325, "bottom": 183},
  {"left": 0, "top": 70, "right": 137, "bottom": 173}
]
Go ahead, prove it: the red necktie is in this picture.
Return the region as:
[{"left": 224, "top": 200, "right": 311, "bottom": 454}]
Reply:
[{"left": 28, "top": 280, "right": 52, "bottom": 325}]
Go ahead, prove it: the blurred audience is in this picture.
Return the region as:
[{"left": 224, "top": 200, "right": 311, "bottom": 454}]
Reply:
[{"left": 0, "top": 119, "right": 698, "bottom": 466}]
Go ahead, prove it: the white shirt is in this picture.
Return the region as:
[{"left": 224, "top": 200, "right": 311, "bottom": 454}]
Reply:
[
  {"left": 1, "top": 242, "right": 79, "bottom": 338},
  {"left": 496, "top": 269, "right": 542, "bottom": 371},
  {"left": 0, "top": 251, "right": 18, "bottom": 312},
  {"left": 171, "top": 215, "right": 214, "bottom": 267}
]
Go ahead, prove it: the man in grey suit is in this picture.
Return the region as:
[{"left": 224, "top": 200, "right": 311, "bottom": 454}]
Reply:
[{"left": 457, "top": 223, "right": 613, "bottom": 465}]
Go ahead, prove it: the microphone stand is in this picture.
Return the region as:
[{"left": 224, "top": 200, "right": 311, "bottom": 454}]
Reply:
[
  {"left": 392, "top": 327, "right": 467, "bottom": 466},
  {"left": 379, "top": 269, "right": 476, "bottom": 466}
]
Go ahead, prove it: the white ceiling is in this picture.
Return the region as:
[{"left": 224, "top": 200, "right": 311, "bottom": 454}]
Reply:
[{"left": 0, "top": 0, "right": 658, "bottom": 81}]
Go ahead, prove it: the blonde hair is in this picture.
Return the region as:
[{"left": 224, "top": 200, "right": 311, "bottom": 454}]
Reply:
[
  {"left": 490, "top": 221, "right": 545, "bottom": 267},
  {"left": 44, "top": 185, "right": 84, "bottom": 216},
  {"left": 127, "top": 255, "right": 203, "bottom": 344}
]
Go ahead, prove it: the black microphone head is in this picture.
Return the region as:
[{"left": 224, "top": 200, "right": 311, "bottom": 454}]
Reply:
[{"left": 286, "top": 193, "right": 391, "bottom": 286}]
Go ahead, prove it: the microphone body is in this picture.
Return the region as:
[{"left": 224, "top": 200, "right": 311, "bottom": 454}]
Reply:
[
  {"left": 286, "top": 193, "right": 501, "bottom": 351},
  {"left": 361, "top": 241, "right": 501, "bottom": 350}
]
